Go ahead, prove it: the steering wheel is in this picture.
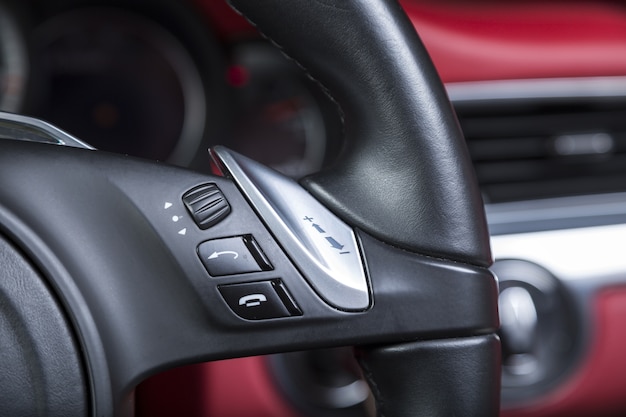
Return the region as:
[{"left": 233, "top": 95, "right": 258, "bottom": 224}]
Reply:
[{"left": 0, "top": 0, "right": 500, "bottom": 416}]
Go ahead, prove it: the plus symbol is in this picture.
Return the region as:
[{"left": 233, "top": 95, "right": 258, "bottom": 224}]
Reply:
[{"left": 303, "top": 216, "right": 314, "bottom": 222}]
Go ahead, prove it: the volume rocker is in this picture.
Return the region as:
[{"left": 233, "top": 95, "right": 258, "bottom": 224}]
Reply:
[{"left": 182, "top": 183, "right": 231, "bottom": 229}]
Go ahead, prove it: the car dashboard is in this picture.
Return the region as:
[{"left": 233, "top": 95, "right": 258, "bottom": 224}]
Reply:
[{"left": 3, "top": 0, "right": 626, "bottom": 416}]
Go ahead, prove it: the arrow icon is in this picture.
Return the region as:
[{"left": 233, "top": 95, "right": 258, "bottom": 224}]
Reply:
[
  {"left": 208, "top": 251, "right": 239, "bottom": 260},
  {"left": 178, "top": 228, "right": 187, "bottom": 235},
  {"left": 325, "top": 237, "right": 344, "bottom": 250},
  {"left": 164, "top": 202, "right": 173, "bottom": 209},
  {"left": 312, "top": 223, "right": 325, "bottom": 234}
]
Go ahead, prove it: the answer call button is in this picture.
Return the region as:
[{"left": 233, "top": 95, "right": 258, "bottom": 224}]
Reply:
[{"left": 219, "top": 281, "right": 292, "bottom": 320}]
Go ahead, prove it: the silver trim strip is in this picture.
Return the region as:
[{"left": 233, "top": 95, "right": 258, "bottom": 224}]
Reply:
[
  {"left": 214, "top": 147, "right": 370, "bottom": 311},
  {"left": 486, "top": 192, "right": 626, "bottom": 235},
  {"left": 447, "top": 76, "right": 626, "bottom": 103},
  {"left": 0, "top": 111, "right": 94, "bottom": 150}
]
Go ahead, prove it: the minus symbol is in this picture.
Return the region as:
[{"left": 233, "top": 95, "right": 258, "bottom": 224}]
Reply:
[{"left": 339, "top": 251, "right": 350, "bottom": 255}]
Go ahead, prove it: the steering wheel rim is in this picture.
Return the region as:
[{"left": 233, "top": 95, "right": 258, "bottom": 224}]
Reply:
[{"left": 0, "top": 0, "right": 500, "bottom": 416}]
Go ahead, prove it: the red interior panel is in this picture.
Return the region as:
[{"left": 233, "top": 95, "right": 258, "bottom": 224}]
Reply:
[
  {"left": 404, "top": 2, "right": 626, "bottom": 82},
  {"left": 136, "top": 357, "right": 303, "bottom": 417}
]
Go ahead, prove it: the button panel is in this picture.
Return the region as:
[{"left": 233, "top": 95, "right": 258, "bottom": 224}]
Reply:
[
  {"left": 198, "top": 235, "right": 272, "bottom": 277},
  {"left": 219, "top": 280, "right": 300, "bottom": 320},
  {"left": 177, "top": 180, "right": 307, "bottom": 323}
]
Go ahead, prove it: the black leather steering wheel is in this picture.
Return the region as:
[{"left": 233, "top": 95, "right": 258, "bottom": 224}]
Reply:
[{"left": 0, "top": 0, "right": 500, "bottom": 416}]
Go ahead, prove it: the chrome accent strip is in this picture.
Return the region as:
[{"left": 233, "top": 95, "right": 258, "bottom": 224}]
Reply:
[
  {"left": 214, "top": 147, "right": 370, "bottom": 311},
  {"left": 447, "top": 76, "right": 626, "bottom": 103},
  {"left": 0, "top": 111, "right": 94, "bottom": 150},
  {"left": 486, "top": 192, "right": 626, "bottom": 235}
]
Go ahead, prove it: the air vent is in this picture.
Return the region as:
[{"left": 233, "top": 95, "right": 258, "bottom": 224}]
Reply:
[{"left": 454, "top": 94, "right": 626, "bottom": 203}]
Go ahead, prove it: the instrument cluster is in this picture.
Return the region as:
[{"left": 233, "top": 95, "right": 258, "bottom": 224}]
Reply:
[{"left": 0, "top": 0, "right": 341, "bottom": 177}]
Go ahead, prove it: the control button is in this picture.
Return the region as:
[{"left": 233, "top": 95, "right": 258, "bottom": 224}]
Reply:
[
  {"left": 219, "top": 280, "right": 300, "bottom": 320},
  {"left": 198, "top": 235, "right": 272, "bottom": 276},
  {"left": 182, "top": 183, "right": 230, "bottom": 229}
]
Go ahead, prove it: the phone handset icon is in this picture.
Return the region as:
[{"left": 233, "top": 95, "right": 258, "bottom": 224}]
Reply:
[{"left": 238, "top": 293, "right": 268, "bottom": 308}]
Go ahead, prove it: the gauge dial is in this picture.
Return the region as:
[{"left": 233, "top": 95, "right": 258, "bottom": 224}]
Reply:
[{"left": 30, "top": 7, "right": 213, "bottom": 165}]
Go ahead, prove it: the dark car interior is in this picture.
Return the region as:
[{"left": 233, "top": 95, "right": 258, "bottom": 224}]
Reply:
[{"left": 3, "top": 0, "right": 626, "bottom": 416}]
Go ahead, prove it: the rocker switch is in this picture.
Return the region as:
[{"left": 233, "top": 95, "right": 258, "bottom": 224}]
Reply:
[{"left": 183, "top": 183, "right": 230, "bottom": 229}]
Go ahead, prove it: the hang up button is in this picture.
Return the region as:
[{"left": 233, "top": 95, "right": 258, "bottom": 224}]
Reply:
[{"left": 197, "top": 235, "right": 273, "bottom": 277}]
